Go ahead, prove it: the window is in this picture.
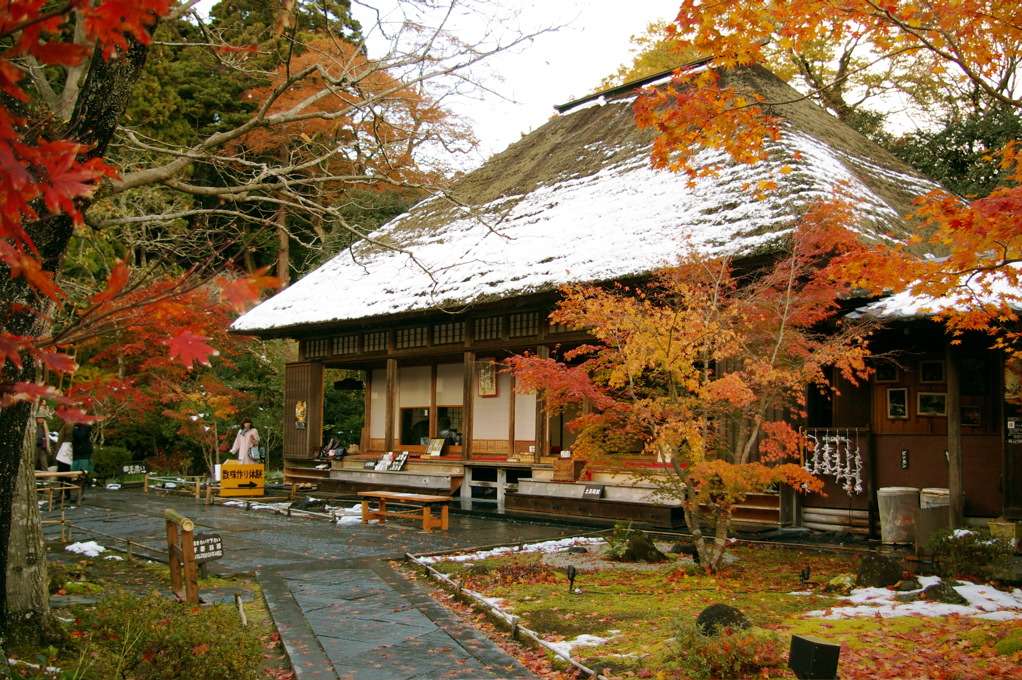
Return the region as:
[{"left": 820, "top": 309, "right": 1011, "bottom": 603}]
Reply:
[
  {"left": 400, "top": 407, "right": 430, "bottom": 445},
  {"left": 437, "top": 406, "right": 464, "bottom": 445}
]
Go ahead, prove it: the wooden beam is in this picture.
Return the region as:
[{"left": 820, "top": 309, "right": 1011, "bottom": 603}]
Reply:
[
  {"left": 535, "top": 345, "right": 549, "bottom": 461},
  {"left": 385, "top": 358, "right": 397, "bottom": 452},
  {"left": 463, "top": 351, "right": 475, "bottom": 459}
]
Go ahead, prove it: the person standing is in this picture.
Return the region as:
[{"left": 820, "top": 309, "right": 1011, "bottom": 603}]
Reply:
[
  {"left": 54, "top": 422, "right": 73, "bottom": 473},
  {"left": 34, "top": 416, "right": 51, "bottom": 471},
  {"left": 230, "top": 418, "right": 260, "bottom": 465},
  {"left": 71, "top": 422, "right": 94, "bottom": 476}
]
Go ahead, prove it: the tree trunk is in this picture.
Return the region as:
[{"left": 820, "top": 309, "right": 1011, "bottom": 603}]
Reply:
[
  {"left": 946, "top": 344, "right": 964, "bottom": 527},
  {"left": 275, "top": 204, "right": 290, "bottom": 286},
  {"left": 0, "top": 36, "right": 154, "bottom": 640},
  {"left": 6, "top": 420, "right": 49, "bottom": 625}
]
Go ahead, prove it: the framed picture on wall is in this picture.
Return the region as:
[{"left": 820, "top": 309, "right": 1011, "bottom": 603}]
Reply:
[
  {"left": 960, "top": 405, "right": 982, "bottom": 427},
  {"left": 477, "top": 358, "right": 498, "bottom": 397},
  {"left": 887, "top": 388, "right": 909, "bottom": 419},
  {"left": 918, "top": 392, "right": 948, "bottom": 416},
  {"left": 920, "top": 360, "right": 946, "bottom": 383},
  {"left": 874, "top": 363, "right": 898, "bottom": 383}
]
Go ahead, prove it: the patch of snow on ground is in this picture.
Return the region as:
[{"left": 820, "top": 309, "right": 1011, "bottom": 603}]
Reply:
[
  {"left": 104, "top": 555, "right": 124, "bottom": 561},
  {"left": 65, "top": 541, "right": 105, "bottom": 557},
  {"left": 420, "top": 536, "right": 606, "bottom": 564},
  {"left": 808, "top": 576, "right": 1022, "bottom": 620},
  {"left": 223, "top": 500, "right": 291, "bottom": 512},
  {"left": 545, "top": 631, "right": 619, "bottom": 659},
  {"left": 953, "top": 529, "right": 976, "bottom": 538},
  {"left": 329, "top": 504, "right": 378, "bottom": 525}
]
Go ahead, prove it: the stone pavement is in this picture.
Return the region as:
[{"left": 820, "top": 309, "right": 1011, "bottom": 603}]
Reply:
[{"left": 46, "top": 490, "right": 573, "bottom": 679}]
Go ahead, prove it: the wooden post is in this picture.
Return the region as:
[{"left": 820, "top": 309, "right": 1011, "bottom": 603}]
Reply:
[
  {"left": 385, "top": 358, "right": 397, "bottom": 451},
  {"left": 144, "top": 473, "right": 149, "bottom": 494},
  {"left": 508, "top": 371, "right": 517, "bottom": 457},
  {"left": 164, "top": 509, "right": 199, "bottom": 604},
  {"left": 534, "top": 345, "right": 549, "bottom": 461},
  {"left": 463, "top": 351, "right": 475, "bottom": 459},
  {"left": 946, "top": 344, "right": 964, "bottom": 527},
  {"left": 361, "top": 369, "right": 371, "bottom": 453},
  {"left": 429, "top": 363, "right": 438, "bottom": 438}
]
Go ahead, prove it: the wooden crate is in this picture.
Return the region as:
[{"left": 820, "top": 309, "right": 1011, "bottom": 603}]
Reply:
[{"left": 552, "top": 459, "right": 586, "bottom": 482}]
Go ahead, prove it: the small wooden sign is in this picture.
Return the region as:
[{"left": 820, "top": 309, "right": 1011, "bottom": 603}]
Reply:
[
  {"left": 583, "top": 485, "right": 605, "bottom": 499},
  {"left": 388, "top": 451, "right": 409, "bottom": 471},
  {"left": 193, "top": 533, "right": 224, "bottom": 562},
  {"left": 426, "top": 438, "right": 445, "bottom": 457},
  {"left": 122, "top": 463, "right": 147, "bottom": 475}
]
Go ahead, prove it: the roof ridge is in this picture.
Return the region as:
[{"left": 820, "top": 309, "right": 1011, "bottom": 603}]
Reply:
[{"left": 553, "top": 56, "right": 714, "bottom": 114}]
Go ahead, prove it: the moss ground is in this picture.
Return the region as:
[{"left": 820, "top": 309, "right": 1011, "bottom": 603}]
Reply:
[{"left": 428, "top": 544, "right": 1022, "bottom": 679}]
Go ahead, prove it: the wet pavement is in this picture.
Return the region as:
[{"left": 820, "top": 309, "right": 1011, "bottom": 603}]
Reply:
[{"left": 46, "top": 489, "right": 574, "bottom": 679}]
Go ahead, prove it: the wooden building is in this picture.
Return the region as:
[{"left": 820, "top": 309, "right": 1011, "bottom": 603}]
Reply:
[{"left": 232, "top": 65, "right": 1015, "bottom": 530}]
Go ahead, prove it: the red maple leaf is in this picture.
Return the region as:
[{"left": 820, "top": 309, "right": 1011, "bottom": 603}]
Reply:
[{"left": 167, "top": 330, "right": 217, "bottom": 369}]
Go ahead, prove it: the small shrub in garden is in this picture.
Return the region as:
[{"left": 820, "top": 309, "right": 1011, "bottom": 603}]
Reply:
[
  {"left": 928, "top": 529, "right": 1014, "bottom": 579},
  {"left": 670, "top": 620, "right": 786, "bottom": 680},
  {"left": 69, "top": 590, "right": 262, "bottom": 680},
  {"left": 92, "top": 446, "right": 132, "bottom": 481}
]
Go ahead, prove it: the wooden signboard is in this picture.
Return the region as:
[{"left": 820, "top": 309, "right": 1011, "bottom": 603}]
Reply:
[
  {"left": 583, "top": 485, "right": 605, "bottom": 499},
  {"left": 220, "top": 463, "right": 265, "bottom": 497},
  {"left": 193, "top": 533, "right": 224, "bottom": 562},
  {"left": 426, "top": 438, "right": 445, "bottom": 457}
]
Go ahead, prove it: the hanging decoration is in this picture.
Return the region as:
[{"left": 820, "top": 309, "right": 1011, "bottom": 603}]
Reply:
[{"left": 803, "top": 428, "right": 863, "bottom": 495}]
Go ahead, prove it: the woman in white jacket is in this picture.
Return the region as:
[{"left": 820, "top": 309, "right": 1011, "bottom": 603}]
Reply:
[{"left": 230, "top": 418, "right": 260, "bottom": 465}]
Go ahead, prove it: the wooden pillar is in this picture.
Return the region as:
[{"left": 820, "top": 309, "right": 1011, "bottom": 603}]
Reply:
[
  {"left": 429, "top": 363, "right": 438, "bottom": 438},
  {"left": 463, "top": 351, "right": 475, "bottom": 459},
  {"left": 508, "top": 371, "right": 517, "bottom": 457},
  {"left": 534, "top": 345, "right": 549, "bottom": 461},
  {"left": 946, "top": 344, "right": 964, "bottom": 527},
  {"left": 361, "top": 369, "right": 371, "bottom": 452},
  {"left": 385, "top": 358, "right": 397, "bottom": 452}
]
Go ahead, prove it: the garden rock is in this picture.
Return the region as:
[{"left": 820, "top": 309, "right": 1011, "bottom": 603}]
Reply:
[
  {"left": 623, "top": 531, "right": 668, "bottom": 562},
  {"left": 895, "top": 591, "right": 921, "bottom": 603},
  {"left": 824, "top": 573, "right": 856, "bottom": 594},
  {"left": 695, "top": 604, "right": 749, "bottom": 635},
  {"left": 856, "top": 553, "right": 902, "bottom": 587},
  {"left": 566, "top": 546, "right": 589, "bottom": 554},
  {"left": 670, "top": 542, "right": 700, "bottom": 563},
  {"left": 894, "top": 578, "right": 921, "bottom": 591},
  {"left": 922, "top": 581, "right": 967, "bottom": 605}
]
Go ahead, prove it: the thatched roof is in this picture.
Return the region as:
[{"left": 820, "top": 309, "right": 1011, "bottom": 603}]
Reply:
[{"left": 233, "top": 65, "right": 938, "bottom": 336}]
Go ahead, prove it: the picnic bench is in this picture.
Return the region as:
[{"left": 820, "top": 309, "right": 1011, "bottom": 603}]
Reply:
[
  {"left": 35, "top": 470, "right": 86, "bottom": 509},
  {"left": 358, "top": 491, "right": 450, "bottom": 533}
]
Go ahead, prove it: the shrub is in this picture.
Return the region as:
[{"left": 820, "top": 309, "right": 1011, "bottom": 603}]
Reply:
[
  {"left": 928, "top": 529, "right": 1014, "bottom": 579},
  {"left": 670, "top": 620, "right": 786, "bottom": 680},
  {"left": 92, "top": 446, "right": 132, "bottom": 481},
  {"left": 146, "top": 450, "right": 191, "bottom": 475},
  {"left": 69, "top": 590, "right": 262, "bottom": 680}
]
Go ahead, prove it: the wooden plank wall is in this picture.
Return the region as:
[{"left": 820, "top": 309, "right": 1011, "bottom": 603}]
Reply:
[{"left": 284, "top": 362, "right": 324, "bottom": 458}]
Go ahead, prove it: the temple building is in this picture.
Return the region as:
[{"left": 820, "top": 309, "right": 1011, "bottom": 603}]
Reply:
[{"left": 232, "top": 64, "right": 1018, "bottom": 531}]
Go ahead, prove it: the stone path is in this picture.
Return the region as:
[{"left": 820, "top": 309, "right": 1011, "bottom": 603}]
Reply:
[{"left": 47, "top": 490, "right": 572, "bottom": 679}]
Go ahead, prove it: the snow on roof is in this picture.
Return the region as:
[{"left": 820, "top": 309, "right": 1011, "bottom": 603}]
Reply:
[
  {"left": 233, "top": 66, "right": 939, "bottom": 336},
  {"left": 854, "top": 264, "right": 1022, "bottom": 320}
]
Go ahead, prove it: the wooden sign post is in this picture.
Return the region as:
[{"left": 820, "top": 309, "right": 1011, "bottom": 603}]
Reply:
[{"left": 164, "top": 508, "right": 199, "bottom": 604}]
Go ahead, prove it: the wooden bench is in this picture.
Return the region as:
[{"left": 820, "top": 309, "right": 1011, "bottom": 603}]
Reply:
[{"left": 358, "top": 491, "right": 450, "bottom": 533}]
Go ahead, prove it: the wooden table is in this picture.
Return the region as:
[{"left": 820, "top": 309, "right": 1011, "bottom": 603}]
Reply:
[
  {"left": 358, "top": 491, "right": 450, "bottom": 533},
  {"left": 35, "top": 470, "right": 86, "bottom": 508}
]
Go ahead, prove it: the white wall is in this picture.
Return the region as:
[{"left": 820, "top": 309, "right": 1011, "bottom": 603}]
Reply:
[
  {"left": 398, "top": 365, "right": 431, "bottom": 407},
  {"left": 436, "top": 363, "right": 462, "bottom": 405},
  {"left": 473, "top": 372, "right": 511, "bottom": 438},
  {"left": 514, "top": 390, "right": 537, "bottom": 441},
  {"left": 369, "top": 368, "right": 386, "bottom": 438}
]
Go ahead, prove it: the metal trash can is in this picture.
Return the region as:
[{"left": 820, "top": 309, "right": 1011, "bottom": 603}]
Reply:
[{"left": 878, "top": 487, "right": 919, "bottom": 545}]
